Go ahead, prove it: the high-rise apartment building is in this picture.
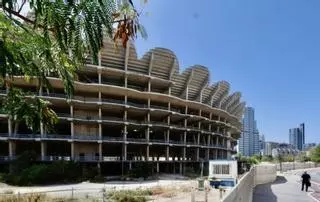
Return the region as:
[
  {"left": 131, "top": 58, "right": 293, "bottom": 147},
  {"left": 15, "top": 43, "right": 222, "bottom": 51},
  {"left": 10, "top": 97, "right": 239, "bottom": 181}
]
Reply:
[
  {"left": 289, "top": 123, "right": 305, "bottom": 151},
  {"left": 238, "top": 107, "right": 260, "bottom": 156},
  {"left": 264, "top": 142, "right": 279, "bottom": 156},
  {"left": 259, "top": 134, "right": 265, "bottom": 155}
]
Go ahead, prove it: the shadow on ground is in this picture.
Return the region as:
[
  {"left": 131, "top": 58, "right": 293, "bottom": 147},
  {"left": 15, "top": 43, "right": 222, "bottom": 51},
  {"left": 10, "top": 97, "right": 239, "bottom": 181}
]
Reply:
[{"left": 253, "top": 176, "right": 287, "bottom": 202}]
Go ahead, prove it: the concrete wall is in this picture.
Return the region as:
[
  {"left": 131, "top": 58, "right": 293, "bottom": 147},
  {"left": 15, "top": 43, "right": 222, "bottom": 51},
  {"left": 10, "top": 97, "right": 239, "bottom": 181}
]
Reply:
[
  {"left": 222, "top": 164, "right": 277, "bottom": 202},
  {"left": 276, "top": 162, "right": 319, "bottom": 172}
]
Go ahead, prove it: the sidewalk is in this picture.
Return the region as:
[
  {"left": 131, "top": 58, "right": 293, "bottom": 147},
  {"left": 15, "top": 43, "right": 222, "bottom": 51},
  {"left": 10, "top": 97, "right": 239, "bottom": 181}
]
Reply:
[{"left": 253, "top": 173, "right": 315, "bottom": 202}]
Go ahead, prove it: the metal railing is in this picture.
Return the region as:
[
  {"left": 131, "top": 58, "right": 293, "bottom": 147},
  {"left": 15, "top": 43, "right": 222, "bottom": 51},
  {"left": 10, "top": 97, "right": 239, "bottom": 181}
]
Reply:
[
  {"left": 101, "top": 98, "right": 125, "bottom": 104},
  {"left": 0, "top": 133, "right": 8, "bottom": 137},
  {"left": 11, "top": 134, "right": 41, "bottom": 138},
  {"left": 42, "top": 156, "right": 71, "bottom": 161}
]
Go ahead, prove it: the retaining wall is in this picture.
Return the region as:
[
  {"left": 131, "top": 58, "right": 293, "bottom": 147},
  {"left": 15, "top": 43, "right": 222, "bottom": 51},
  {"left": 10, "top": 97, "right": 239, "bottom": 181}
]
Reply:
[
  {"left": 276, "top": 162, "right": 319, "bottom": 172},
  {"left": 221, "top": 163, "right": 277, "bottom": 202}
]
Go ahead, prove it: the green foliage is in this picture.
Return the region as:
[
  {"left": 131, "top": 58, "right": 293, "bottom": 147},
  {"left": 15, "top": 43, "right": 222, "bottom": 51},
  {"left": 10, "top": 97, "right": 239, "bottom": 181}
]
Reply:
[
  {"left": 184, "top": 167, "right": 198, "bottom": 178},
  {"left": 248, "top": 156, "right": 260, "bottom": 165},
  {"left": 310, "top": 146, "right": 320, "bottom": 163},
  {"left": 3, "top": 88, "right": 58, "bottom": 133},
  {"left": 105, "top": 189, "right": 152, "bottom": 202},
  {"left": 261, "top": 155, "right": 273, "bottom": 162},
  {"left": 0, "top": 0, "right": 144, "bottom": 134},
  {"left": 296, "top": 153, "right": 311, "bottom": 162},
  {"left": 128, "top": 162, "right": 153, "bottom": 179},
  {"left": 3, "top": 151, "right": 99, "bottom": 186}
]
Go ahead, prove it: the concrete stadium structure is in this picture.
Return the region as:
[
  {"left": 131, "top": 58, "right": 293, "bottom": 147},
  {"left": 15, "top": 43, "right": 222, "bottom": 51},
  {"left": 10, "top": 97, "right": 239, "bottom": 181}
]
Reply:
[{"left": 0, "top": 39, "right": 245, "bottom": 175}]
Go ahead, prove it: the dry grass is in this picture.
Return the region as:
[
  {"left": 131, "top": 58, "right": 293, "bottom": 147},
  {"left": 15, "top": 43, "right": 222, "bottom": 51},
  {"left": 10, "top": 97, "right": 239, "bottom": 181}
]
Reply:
[
  {"left": 150, "top": 184, "right": 193, "bottom": 199},
  {"left": 2, "top": 190, "right": 14, "bottom": 194},
  {"left": 0, "top": 193, "right": 46, "bottom": 202}
]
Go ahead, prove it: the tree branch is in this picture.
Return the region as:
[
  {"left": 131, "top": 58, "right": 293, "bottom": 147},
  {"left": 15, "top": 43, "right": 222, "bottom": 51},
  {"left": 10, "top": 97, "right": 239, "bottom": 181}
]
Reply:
[
  {"left": 1, "top": 6, "right": 35, "bottom": 25},
  {"left": 18, "top": 0, "right": 27, "bottom": 14}
]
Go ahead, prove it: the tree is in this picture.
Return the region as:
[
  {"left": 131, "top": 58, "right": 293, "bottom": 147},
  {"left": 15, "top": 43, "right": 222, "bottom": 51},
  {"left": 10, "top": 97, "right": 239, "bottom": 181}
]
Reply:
[
  {"left": 310, "top": 146, "right": 320, "bottom": 163},
  {"left": 0, "top": 0, "right": 146, "bottom": 133}
]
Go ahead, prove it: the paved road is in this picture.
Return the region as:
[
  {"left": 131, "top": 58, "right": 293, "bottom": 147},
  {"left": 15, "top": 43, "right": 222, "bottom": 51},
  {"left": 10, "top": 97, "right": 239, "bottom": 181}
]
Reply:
[{"left": 253, "top": 173, "right": 315, "bottom": 202}]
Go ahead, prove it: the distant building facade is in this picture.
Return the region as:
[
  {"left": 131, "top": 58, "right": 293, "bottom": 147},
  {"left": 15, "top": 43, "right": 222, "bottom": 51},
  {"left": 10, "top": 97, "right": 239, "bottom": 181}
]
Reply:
[
  {"left": 264, "top": 142, "right": 279, "bottom": 156},
  {"left": 239, "top": 107, "right": 260, "bottom": 156},
  {"left": 271, "top": 143, "right": 300, "bottom": 158},
  {"left": 289, "top": 123, "right": 305, "bottom": 150},
  {"left": 303, "top": 143, "right": 317, "bottom": 151},
  {"left": 259, "top": 134, "right": 265, "bottom": 155}
]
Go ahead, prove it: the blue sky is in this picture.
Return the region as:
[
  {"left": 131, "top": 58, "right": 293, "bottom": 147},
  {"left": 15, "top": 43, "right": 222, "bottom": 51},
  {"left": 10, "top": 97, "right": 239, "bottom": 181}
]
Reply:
[{"left": 134, "top": 0, "right": 320, "bottom": 143}]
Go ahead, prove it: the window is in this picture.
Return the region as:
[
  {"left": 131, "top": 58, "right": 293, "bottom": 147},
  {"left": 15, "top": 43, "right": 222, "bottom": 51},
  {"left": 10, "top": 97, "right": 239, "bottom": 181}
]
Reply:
[{"left": 212, "top": 164, "right": 230, "bottom": 175}]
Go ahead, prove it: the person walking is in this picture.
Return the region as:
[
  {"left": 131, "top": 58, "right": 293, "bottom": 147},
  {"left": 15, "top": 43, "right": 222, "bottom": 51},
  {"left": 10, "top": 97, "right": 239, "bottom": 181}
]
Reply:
[{"left": 301, "top": 171, "right": 311, "bottom": 192}]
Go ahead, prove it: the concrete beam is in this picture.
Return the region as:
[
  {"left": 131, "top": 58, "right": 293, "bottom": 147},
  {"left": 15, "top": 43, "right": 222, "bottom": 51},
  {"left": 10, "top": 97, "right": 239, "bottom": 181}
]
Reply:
[
  {"left": 148, "top": 53, "right": 154, "bottom": 76},
  {"left": 124, "top": 41, "right": 130, "bottom": 71},
  {"left": 180, "top": 69, "right": 194, "bottom": 99},
  {"left": 169, "top": 58, "right": 177, "bottom": 80},
  {"left": 195, "top": 75, "right": 209, "bottom": 102}
]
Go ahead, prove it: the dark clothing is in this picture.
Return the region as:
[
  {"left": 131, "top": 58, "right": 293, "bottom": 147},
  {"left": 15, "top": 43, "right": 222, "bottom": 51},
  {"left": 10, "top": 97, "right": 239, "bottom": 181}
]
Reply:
[
  {"left": 301, "top": 173, "right": 311, "bottom": 192},
  {"left": 301, "top": 182, "right": 309, "bottom": 192}
]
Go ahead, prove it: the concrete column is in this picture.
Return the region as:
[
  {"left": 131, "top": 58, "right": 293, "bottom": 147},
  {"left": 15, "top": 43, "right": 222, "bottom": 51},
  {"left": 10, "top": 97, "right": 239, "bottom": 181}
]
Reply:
[
  {"left": 40, "top": 122, "right": 44, "bottom": 137},
  {"left": 216, "top": 136, "right": 219, "bottom": 146},
  {"left": 8, "top": 119, "right": 12, "bottom": 137},
  {"left": 185, "top": 87, "right": 189, "bottom": 100},
  {"left": 125, "top": 75, "right": 128, "bottom": 88},
  {"left": 222, "top": 138, "right": 225, "bottom": 147},
  {"left": 123, "top": 144, "right": 127, "bottom": 161},
  {"left": 206, "top": 149, "right": 210, "bottom": 160},
  {"left": 123, "top": 125, "right": 127, "bottom": 141},
  {"left": 146, "top": 145, "right": 149, "bottom": 161},
  {"left": 179, "top": 163, "right": 183, "bottom": 174},
  {"left": 215, "top": 149, "right": 218, "bottom": 159},
  {"left": 148, "top": 80, "right": 151, "bottom": 92},
  {"left": 166, "top": 146, "right": 169, "bottom": 161},
  {"left": 99, "top": 108, "right": 102, "bottom": 119},
  {"left": 98, "top": 72, "right": 101, "bottom": 84},
  {"left": 145, "top": 127, "right": 150, "bottom": 141},
  {"left": 207, "top": 135, "right": 211, "bottom": 146},
  {"left": 124, "top": 110, "right": 127, "bottom": 121},
  {"left": 41, "top": 142, "right": 47, "bottom": 160},
  {"left": 147, "top": 112, "right": 150, "bottom": 124},
  {"left": 8, "top": 141, "right": 16, "bottom": 158},
  {"left": 197, "top": 133, "right": 200, "bottom": 145},
  {"left": 98, "top": 92, "right": 102, "bottom": 102},
  {"left": 99, "top": 143, "right": 102, "bottom": 161},
  {"left": 71, "top": 122, "right": 74, "bottom": 137},
  {"left": 184, "top": 132, "right": 187, "bottom": 144},
  {"left": 99, "top": 124, "right": 102, "bottom": 138},
  {"left": 167, "top": 130, "right": 170, "bottom": 143},
  {"left": 156, "top": 162, "right": 159, "bottom": 173},
  {"left": 168, "top": 87, "right": 171, "bottom": 95},
  {"left": 183, "top": 147, "right": 186, "bottom": 161},
  {"left": 196, "top": 148, "right": 199, "bottom": 161},
  {"left": 70, "top": 105, "right": 74, "bottom": 117},
  {"left": 98, "top": 51, "right": 102, "bottom": 66},
  {"left": 71, "top": 142, "right": 75, "bottom": 160}
]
